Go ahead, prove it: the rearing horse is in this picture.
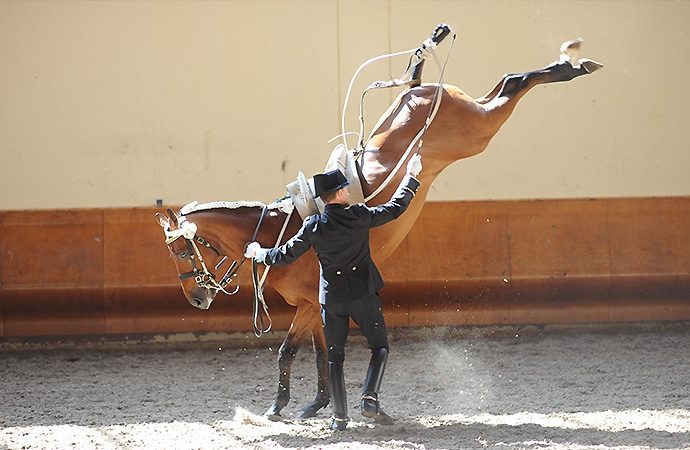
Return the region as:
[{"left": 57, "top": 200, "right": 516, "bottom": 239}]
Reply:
[{"left": 156, "top": 26, "right": 601, "bottom": 420}]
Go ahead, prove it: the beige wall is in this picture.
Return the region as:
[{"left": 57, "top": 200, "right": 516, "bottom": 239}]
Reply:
[{"left": 1, "top": 0, "right": 688, "bottom": 210}]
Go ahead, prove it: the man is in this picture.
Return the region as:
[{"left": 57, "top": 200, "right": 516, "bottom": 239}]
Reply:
[{"left": 245, "top": 153, "right": 422, "bottom": 431}]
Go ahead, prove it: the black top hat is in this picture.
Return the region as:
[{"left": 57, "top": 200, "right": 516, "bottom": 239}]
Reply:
[{"left": 313, "top": 169, "right": 350, "bottom": 198}]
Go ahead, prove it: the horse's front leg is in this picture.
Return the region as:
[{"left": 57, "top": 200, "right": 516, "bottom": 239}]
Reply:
[
  {"left": 295, "top": 318, "right": 329, "bottom": 418},
  {"left": 264, "top": 301, "right": 324, "bottom": 420},
  {"left": 264, "top": 327, "right": 301, "bottom": 420}
]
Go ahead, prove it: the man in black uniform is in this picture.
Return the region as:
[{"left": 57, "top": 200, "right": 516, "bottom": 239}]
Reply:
[{"left": 244, "top": 153, "right": 422, "bottom": 431}]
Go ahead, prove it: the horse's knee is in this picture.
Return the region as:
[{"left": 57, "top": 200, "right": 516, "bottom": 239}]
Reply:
[{"left": 278, "top": 343, "right": 297, "bottom": 364}]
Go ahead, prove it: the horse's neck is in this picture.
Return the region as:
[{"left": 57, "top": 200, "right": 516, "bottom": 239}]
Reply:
[{"left": 188, "top": 208, "right": 262, "bottom": 257}]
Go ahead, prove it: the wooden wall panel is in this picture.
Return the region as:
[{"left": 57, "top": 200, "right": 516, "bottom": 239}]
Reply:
[
  {"left": 0, "top": 213, "right": 4, "bottom": 337},
  {"left": 381, "top": 201, "right": 512, "bottom": 327},
  {"left": 387, "top": 201, "right": 511, "bottom": 282},
  {"left": 1, "top": 210, "right": 105, "bottom": 336},
  {"left": 103, "top": 208, "right": 180, "bottom": 334},
  {"left": 507, "top": 198, "right": 612, "bottom": 322},
  {"left": 101, "top": 208, "right": 297, "bottom": 335},
  {"left": 608, "top": 197, "right": 690, "bottom": 321},
  {"left": 1, "top": 210, "right": 103, "bottom": 287},
  {"left": 103, "top": 286, "right": 296, "bottom": 335},
  {"left": 382, "top": 197, "right": 690, "bottom": 326},
  {"left": 3, "top": 288, "right": 105, "bottom": 336},
  {"left": 103, "top": 208, "right": 178, "bottom": 289},
  {"left": 1, "top": 198, "right": 689, "bottom": 338},
  {"left": 383, "top": 280, "right": 512, "bottom": 327}
]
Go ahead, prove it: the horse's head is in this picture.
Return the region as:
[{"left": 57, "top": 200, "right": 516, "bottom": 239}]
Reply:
[{"left": 156, "top": 208, "right": 224, "bottom": 310}]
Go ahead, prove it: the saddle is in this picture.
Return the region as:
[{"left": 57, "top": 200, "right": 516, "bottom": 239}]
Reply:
[{"left": 286, "top": 144, "right": 365, "bottom": 219}]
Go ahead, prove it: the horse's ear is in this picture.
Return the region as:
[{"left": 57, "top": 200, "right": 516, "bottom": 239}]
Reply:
[
  {"left": 155, "top": 212, "right": 169, "bottom": 230},
  {"left": 167, "top": 208, "right": 179, "bottom": 229}
]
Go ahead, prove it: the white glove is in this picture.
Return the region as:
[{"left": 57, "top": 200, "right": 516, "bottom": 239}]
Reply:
[
  {"left": 407, "top": 153, "right": 422, "bottom": 176},
  {"left": 244, "top": 242, "right": 267, "bottom": 261}
]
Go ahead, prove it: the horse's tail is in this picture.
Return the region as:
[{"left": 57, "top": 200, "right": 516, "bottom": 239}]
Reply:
[{"left": 409, "top": 24, "right": 452, "bottom": 88}]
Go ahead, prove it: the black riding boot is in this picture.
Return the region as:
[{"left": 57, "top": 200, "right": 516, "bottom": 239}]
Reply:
[
  {"left": 328, "top": 362, "right": 348, "bottom": 431},
  {"left": 361, "top": 347, "right": 395, "bottom": 425}
]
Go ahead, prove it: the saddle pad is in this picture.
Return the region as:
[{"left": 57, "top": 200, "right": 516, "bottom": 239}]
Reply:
[{"left": 286, "top": 144, "right": 365, "bottom": 219}]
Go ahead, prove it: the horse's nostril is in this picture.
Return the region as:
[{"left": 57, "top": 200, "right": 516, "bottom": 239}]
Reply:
[{"left": 192, "top": 298, "right": 202, "bottom": 307}]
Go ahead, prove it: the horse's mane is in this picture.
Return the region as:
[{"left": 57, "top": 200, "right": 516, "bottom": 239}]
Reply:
[{"left": 180, "top": 198, "right": 293, "bottom": 216}]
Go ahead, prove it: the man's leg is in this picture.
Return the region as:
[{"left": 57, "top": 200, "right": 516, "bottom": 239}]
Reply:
[
  {"left": 327, "top": 361, "right": 348, "bottom": 431},
  {"left": 348, "top": 294, "right": 395, "bottom": 425},
  {"left": 322, "top": 303, "right": 350, "bottom": 431},
  {"left": 361, "top": 347, "right": 394, "bottom": 424}
]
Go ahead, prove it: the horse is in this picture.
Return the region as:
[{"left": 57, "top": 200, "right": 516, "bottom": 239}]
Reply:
[{"left": 156, "top": 26, "right": 602, "bottom": 420}]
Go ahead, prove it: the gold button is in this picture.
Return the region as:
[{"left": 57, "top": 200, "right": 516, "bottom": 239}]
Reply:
[
  {"left": 352, "top": 266, "right": 357, "bottom": 271},
  {"left": 336, "top": 270, "right": 341, "bottom": 275}
]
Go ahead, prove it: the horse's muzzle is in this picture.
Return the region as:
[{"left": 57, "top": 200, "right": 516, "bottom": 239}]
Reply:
[
  {"left": 190, "top": 297, "right": 210, "bottom": 309},
  {"left": 188, "top": 288, "right": 215, "bottom": 310}
]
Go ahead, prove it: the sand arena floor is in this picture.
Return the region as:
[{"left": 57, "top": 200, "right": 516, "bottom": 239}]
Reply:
[{"left": 1, "top": 323, "right": 689, "bottom": 450}]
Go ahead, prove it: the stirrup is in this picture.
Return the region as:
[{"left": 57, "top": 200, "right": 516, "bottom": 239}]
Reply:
[{"left": 329, "top": 415, "right": 349, "bottom": 431}]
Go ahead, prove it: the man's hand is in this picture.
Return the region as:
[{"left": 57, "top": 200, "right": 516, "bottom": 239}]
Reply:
[
  {"left": 244, "top": 242, "right": 267, "bottom": 261},
  {"left": 407, "top": 153, "right": 423, "bottom": 176}
]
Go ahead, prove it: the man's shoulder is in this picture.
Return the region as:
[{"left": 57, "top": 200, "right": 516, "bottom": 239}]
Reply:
[
  {"left": 345, "top": 203, "right": 370, "bottom": 216},
  {"left": 303, "top": 214, "right": 320, "bottom": 226}
]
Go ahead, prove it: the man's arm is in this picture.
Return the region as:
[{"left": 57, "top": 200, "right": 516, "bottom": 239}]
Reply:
[
  {"left": 366, "top": 175, "right": 420, "bottom": 228},
  {"left": 245, "top": 218, "right": 314, "bottom": 266},
  {"left": 366, "top": 153, "right": 422, "bottom": 228}
]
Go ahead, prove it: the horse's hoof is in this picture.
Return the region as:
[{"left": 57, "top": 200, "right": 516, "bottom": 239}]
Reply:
[
  {"left": 264, "top": 412, "right": 284, "bottom": 422},
  {"left": 560, "top": 38, "right": 583, "bottom": 53},
  {"left": 372, "top": 410, "right": 395, "bottom": 425},
  {"left": 580, "top": 59, "right": 604, "bottom": 73},
  {"left": 296, "top": 409, "right": 317, "bottom": 419}
]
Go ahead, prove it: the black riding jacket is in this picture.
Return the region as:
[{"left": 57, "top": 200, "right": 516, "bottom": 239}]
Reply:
[{"left": 262, "top": 175, "right": 420, "bottom": 304}]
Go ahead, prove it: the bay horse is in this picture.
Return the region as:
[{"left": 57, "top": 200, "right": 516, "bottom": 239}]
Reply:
[{"left": 156, "top": 26, "right": 602, "bottom": 420}]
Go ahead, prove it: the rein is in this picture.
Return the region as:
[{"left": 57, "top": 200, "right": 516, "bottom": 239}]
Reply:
[
  {"left": 362, "top": 32, "right": 456, "bottom": 203},
  {"left": 364, "top": 32, "right": 456, "bottom": 203},
  {"left": 332, "top": 25, "right": 456, "bottom": 203},
  {"left": 251, "top": 206, "right": 293, "bottom": 337}
]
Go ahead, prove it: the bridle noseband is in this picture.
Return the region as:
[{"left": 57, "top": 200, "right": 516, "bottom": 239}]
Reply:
[
  {"left": 164, "top": 207, "right": 267, "bottom": 296},
  {"left": 176, "top": 233, "right": 242, "bottom": 295}
]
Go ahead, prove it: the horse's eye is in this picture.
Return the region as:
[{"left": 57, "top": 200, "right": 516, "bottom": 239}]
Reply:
[{"left": 179, "top": 252, "right": 189, "bottom": 260}]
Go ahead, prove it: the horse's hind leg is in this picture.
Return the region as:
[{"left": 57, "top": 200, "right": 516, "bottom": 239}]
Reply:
[
  {"left": 497, "top": 59, "right": 601, "bottom": 99},
  {"left": 478, "top": 39, "right": 603, "bottom": 103},
  {"left": 409, "top": 23, "right": 452, "bottom": 87},
  {"left": 475, "top": 77, "right": 506, "bottom": 105}
]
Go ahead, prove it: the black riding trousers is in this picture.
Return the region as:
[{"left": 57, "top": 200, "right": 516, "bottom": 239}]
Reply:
[{"left": 321, "top": 293, "right": 389, "bottom": 363}]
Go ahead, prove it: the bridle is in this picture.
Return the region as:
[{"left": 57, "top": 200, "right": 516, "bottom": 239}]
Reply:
[
  {"left": 164, "top": 204, "right": 293, "bottom": 337},
  {"left": 176, "top": 232, "right": 243, "bottom": 295},
  {"left": 165, "top": 204, "right": 268, "bottom": 294},
  {"left": 165, "top": 220, "right": 244, "bottom": 295}
]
